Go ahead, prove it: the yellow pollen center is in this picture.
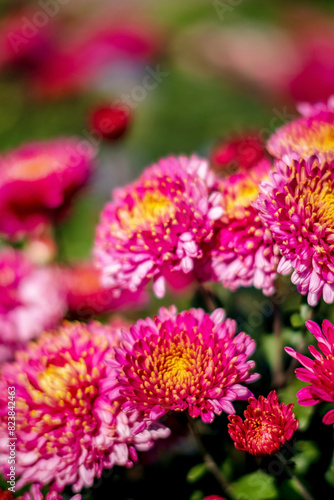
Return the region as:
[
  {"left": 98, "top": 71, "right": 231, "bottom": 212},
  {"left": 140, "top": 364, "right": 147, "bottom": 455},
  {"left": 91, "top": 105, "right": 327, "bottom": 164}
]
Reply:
[
  {"left": 318, "top": 184, "right": 334, "bottom": 223},
  {"left": 8, "top": 156, "right": 60, "bottom": 181},
  {"left": 118, "top": 191, "right": 173, "bottom": 231},
  {"left": 283, "top": 122, "right": 334, "bottom": 158}
]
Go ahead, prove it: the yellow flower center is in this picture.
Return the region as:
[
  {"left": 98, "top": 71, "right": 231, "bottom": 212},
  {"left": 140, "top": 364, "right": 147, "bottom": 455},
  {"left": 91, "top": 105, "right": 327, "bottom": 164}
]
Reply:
[
  {"left": 225, "top": 179, "right": 260, "bottom": 217},
  {"left": 118, "top": 191, "right": 174, "bottom": 231},
  {"left": 8, "top": 156, "right": 60, "bottom": 180},
  {"left": 284, "top": 122, "right": 334, "bottom": 158},
  {"left": 318, "top": 182, "right": 334, "bottom": 224}
]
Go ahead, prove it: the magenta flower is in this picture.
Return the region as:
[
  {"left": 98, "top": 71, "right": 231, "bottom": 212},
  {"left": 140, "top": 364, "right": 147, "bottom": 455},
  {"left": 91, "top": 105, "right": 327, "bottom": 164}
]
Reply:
[
  {"left": 285, "top": 319, "right": 334, "bottom": 426},
  {"left": 63, "top": 261, "right": 147, "bottom": 318},
  {"left": 94, "top": 156, "right": 222, "bottom": 298},
  {"left": 0, "top": 248, "right": 66, "bottom": 363},
  {"left": 0, "top": 138, "right": 96, "bottom": 239},
  {"left": 211, "top": 158, "right": 279, "bottom": 295},
  {"left": 228, "top": 391, "right": 298, "bottom": 456},
  {"left": 0, "top": 321, "right": 170, "bottom": 492},
  {"left": 257, "top": 155, "right": 334, "bottom": 305},
  {"left": 110, "top": 306, "right": 259, "bottom": 424},
  {"left": 22, "top": 484, "right": 81, "bottom": 500},
  {"left": 267, "top": 97, "right": 334, "bottom": 161}
]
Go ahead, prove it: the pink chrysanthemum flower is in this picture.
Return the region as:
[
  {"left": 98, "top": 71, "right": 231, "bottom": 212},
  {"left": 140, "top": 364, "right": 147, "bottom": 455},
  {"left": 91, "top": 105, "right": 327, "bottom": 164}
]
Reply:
[
  {"left": 203, "top": 496, "right": 225, "bottom": 500},
  {"left": 94, "top": 156, "right": 223, "bottom": 298},
  {"left": 22, "top": 484, "right": 81, "bottom": 500},
  {"left": 211, "top": 159, "right": 279, "bottom": 295},
  {"left": 63, "top": 262, "right": 147, "bottom": 319},
  {"left": 228, "top": 391, "right": 298, "bottom": 456},
  {"left": 0, "top": 248, "right": 66, "bottom": 363},
  {"left": 285, "top": 319, "right": 334, "bottom": 427},
  {"left": 267, "top": 96, "right": 334, "bottom": 161},
  {"left": 256, "top": 155, "right": 334, "bottom": 305},
  {"left": 110, "top": 306, "right": 259, "bottom": 424},
  {"left": 0, "top": 321, "right": 170, "bottom": 492},
  {"left": 0, "top": 138, "right": 96, "bottom": 239}
]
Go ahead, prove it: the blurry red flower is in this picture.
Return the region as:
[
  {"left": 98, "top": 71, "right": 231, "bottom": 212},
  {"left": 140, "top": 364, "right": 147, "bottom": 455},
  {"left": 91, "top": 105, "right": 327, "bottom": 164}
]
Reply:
[
  {"left": 210, "top": 133, "right": 267, "bottom": 172},
  {"left": 89, "top": 105, "right": 131, "bottom": 141},
  {"left": 64, "top": 261, "right": 147, "bottom": 318}
]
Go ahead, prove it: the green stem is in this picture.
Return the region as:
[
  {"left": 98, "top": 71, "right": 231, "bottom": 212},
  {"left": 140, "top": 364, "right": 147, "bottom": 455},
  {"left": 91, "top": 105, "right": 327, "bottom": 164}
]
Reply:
[
  {"left": 277, "top": 453, "right": 315, "bottom": 500},
  {"left": 187, "top": 414, "right": 235, "bottom": 500},
  {"left": 272, "top": 302, "right": 285, "bottom": 389}
]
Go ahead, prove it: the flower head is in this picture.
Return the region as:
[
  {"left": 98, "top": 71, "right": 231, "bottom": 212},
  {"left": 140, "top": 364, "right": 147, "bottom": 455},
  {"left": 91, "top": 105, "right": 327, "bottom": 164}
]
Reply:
[
  {"left": 228, "top": 391, "right": 298, "bottom": 456},
  {"left": 285, "top": 319, "right": 334, "bottom": 427},
  {"left": 89, "top": 104, "right": 131, "bottom": 141},
  {"left": 63, "top": 262, "right": 147, "bottom": 319},
  {"left": 257, "top": 155, "right": 334, "bottom": 305},
  {"left": 267, "top": 97, "right": 334, "bottom": 161},
  {"left": 211, "top": 158, "right": 279, "bottom": 295},
  {"left": 94, "top": 156, "right": 222, "bottom": 298},
  {"left": 210, "top": 132, "right": 267, "bottom": 172},
  {"left": 111, "top": 306, "right": 259, "bottom": 424},
  {"left": 0, "top": 248, "right": 66, "bottom": 363},
  {"left": 0, "top": 321, "right": 169, "bottom": 492},
  {"left": 0, "top": 138, "right": 96, "bottom": 239}
]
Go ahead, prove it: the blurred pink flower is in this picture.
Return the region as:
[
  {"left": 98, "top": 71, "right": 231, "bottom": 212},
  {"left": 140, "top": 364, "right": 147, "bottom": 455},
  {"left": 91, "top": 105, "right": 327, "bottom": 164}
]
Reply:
[
  {"left": 0, "top": 248, "right": 66, "bottom": 363},
  {"left": 63, "top": 261, "right": 147, "bottom": 318},
  {"left": 267, "top": 97, "right": 334, "bottom": 161},
  {"left": 0, "top": 138, "right": 96, "bottom": 239}
]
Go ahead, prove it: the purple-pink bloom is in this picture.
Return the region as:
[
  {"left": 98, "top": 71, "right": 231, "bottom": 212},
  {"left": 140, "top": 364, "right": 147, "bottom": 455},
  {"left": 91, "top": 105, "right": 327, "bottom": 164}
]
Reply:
[
  {"left": 0, "top": 248, "right": 66, "bottom": 363},
  {"left": 110, "top": 306, "right": 259, "bottom": 424},
  {"left": 94, "top": 156, "right": 222, "bottom": 298},
  {"left": 285, "top": 319, "right": 334, "bottom": 427},
  {"left": 267, "top": 96, "right": 334, "bottom": 162},
  {"left": 0, "top": 138, "right": 96, "bottom": 239},
  {"left": 211, "top": 158, "right": 279, "bottom": 295},
  {"left": 256, "top": 154, "right": 334, "bottom": 305},
  {"left": 0, "top": 321, "right": 170, "bottom": 492}
]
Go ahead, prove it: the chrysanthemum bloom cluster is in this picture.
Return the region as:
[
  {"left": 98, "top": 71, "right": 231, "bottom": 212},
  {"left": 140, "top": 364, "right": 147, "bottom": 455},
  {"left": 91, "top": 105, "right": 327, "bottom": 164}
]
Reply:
[
  {"left": 94, "top": 156, "right": 223, "bottom": 297},
  {"left": 110, "top": 306, "right": 259, "bottom": 423},
  {"left": 228, "top": 391, "right": 298, "bottom": 456},
  {"left": 0, "top": 138, "right": 96, "bottom": 239},
  {"left": 256, "top": 155, "right": 334, "bottom": 305},
  {"left": 0, "top": 321, "right": 170, "bottom": 492},
  {"left": 63, "top": 262, "right": 147, "bottom": 318},
  {"left": 267, "top": 97, "right": 334, "bottom": 161},
  {"left": 0, "top": 248, "right": 66, "bottom": 363},
  {"left": 211, "top": 158, "right": 279, "bottom": 295},
  {"left": 286, "top": 319, "right": 334, "bottom": 426}
]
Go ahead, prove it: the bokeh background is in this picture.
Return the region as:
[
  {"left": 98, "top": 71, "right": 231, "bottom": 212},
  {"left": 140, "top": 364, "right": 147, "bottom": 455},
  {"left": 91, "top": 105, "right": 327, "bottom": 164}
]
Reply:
[{"left": 1, "top": 0, "right": 334, "bottom": 499}]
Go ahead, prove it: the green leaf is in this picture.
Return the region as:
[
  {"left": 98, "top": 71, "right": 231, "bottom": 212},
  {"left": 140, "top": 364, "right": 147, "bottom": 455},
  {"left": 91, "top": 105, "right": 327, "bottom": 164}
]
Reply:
[
  {"left": 325, "top": 450, "right": 334, "bottom": 487},
  {"left": 290, "top": 313, "right": 304, "bottom": 328},
  {"left": 293, "top": 441, "right": 320, "bottom": 475},
  {"left": 186, "top": 463, "right": 208, "bottom": 483},
  {"left": 189, "top": 490, "right": 204, "bottom": 500},
  {"left": 230, "top": 470, "right": 278, "bottom": 500}
]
